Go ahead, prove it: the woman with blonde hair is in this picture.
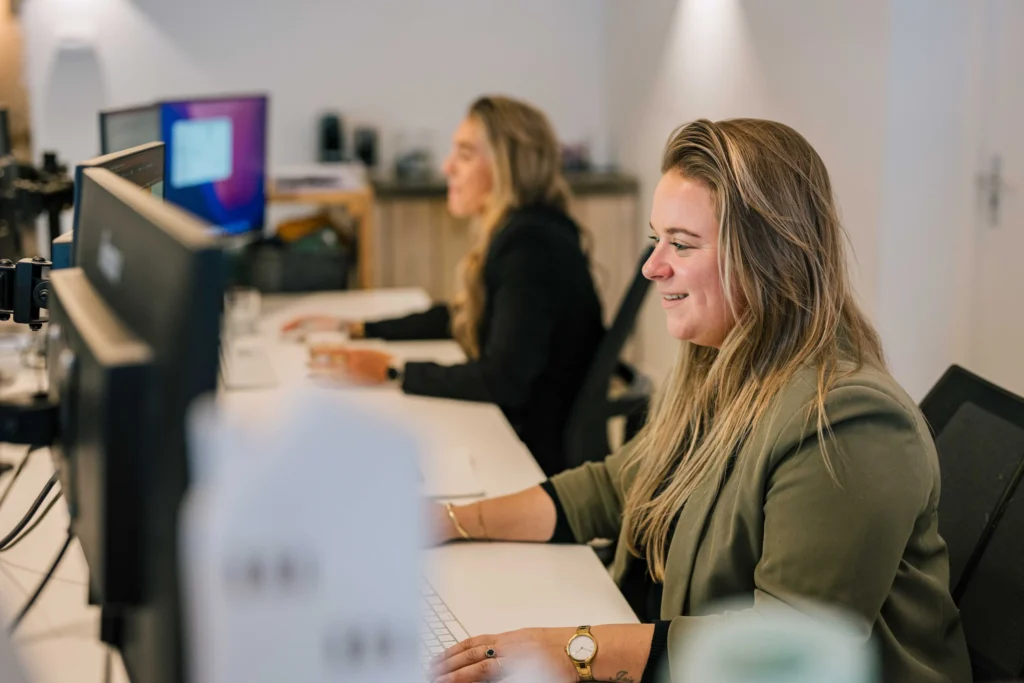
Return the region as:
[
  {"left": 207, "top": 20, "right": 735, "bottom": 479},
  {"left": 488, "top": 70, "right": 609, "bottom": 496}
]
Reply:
[
  {"left": 283, "top": 95, "right": 603, "bottom": 476},
  {"left": 427, "top": 119, "right": 971, "bottom": 683}
]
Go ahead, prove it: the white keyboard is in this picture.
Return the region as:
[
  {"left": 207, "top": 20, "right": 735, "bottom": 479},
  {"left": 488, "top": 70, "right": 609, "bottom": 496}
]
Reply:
[
  {"left": 420, "top": 578, "right": 469, "bottom": 671},
  {"left": 220, "top": 340, "right": 278, "bottom": 390}
]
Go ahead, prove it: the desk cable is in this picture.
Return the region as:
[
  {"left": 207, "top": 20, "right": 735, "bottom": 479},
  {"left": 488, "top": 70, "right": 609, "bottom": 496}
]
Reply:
[
  {"left": 0, "top": 472, "right": 60, "bottom": 551},
  {"left": 0, "top": 445, "right": 43, "bottom": 514},
  {"left": 0, "top": 487, "right": 63, "bottom": 553},
  {"left": 7, "top": 526, "right": 73, "bottom": 633}
]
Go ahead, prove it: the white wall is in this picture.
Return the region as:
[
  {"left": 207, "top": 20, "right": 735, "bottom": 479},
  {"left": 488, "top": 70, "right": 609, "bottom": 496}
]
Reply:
[
  {"left": 877, "top": 0, "right": 980, "bottom": 400},
  {"left": 20, "top": 0, "right": 610, "bottom": 171},
  {"left": 606, "top": 0, "right": 890, "bottom": 380}
]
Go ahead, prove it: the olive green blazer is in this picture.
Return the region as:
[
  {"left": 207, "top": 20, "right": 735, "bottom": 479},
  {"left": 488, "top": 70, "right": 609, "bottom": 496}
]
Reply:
[{"left": 550, "top": 363, "right": 971, "bottom": 683}]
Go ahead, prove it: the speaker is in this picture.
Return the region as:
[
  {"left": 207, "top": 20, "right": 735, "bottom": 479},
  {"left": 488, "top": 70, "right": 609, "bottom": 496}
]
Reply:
[
  {"left": 353, "top": 126, "right": 378, "bottom": 170},
  {"left": 318, "top": 112, "right": 344, "bottom": 163}
]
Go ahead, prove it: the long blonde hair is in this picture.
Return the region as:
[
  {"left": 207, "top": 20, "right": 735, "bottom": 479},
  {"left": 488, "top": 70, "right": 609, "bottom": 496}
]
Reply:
[
  {"left": 622, "top": 119, "right": 885, "bottom": 581},
  {"left": 450, "top": 96, "right": 572, "bottom": 358}
]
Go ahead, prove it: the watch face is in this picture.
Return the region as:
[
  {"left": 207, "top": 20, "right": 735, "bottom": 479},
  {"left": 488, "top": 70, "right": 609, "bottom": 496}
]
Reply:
[{"left": 568, "top": 634, "right": 597, "bottom": 662}]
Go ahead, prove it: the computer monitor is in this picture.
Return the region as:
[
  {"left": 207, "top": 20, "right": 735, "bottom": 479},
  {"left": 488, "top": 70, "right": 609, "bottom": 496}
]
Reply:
[
  {"left": 47, "top": 166, "right": 226, "bottom": 683},
  {"left": 67, "top": 142, "right": 166, "bottom": 268},
  {"left": 99, "top": 105, "right": 161, "bottom": 155},
  {"left": 160, "top": 94, "right": 267, "bottom": 238}
]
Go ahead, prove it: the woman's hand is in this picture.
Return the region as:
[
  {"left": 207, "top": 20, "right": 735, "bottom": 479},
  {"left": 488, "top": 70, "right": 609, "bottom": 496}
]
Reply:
[
  {"left": 429, "top": 628, "right": 579, "bottom": 683},
  {"left": 281, "top": 315, "right": 363, "bottom": 341},
  {"left": 308, "top": 344, "right": 394, "bottom": 384}
]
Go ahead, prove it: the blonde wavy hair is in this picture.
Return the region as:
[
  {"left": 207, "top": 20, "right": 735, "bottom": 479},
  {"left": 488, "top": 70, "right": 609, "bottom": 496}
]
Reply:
[
  {"left": 622, "top": 119, "right": 885, "bottom": 581},
  {"left": 450, "top": 96, "right": 572, "bottom": 358}
]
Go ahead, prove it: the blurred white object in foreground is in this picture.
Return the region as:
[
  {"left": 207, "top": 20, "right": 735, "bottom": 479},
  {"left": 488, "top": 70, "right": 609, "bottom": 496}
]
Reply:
[
  {"left": 672, "top": 601, "right": 878, "bottom": 683},
  {"left": 180, "top": 387, "right": 423, "bottom": 683}
]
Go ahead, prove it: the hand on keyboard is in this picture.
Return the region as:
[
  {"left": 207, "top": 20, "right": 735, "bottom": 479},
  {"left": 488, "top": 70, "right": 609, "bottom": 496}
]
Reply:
[
  {"left": 427, "top": 625, "right": 580, "bottom": 683},
  {"left": 308, "top": 345, "right": 394, "bottom": 385},
  {"left": 280, "top": 315, "right": 361, "bottom": 342}
]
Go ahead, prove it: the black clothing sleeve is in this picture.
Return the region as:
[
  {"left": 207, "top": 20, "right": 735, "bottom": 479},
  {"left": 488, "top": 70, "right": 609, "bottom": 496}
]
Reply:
[{"left": 363, "top": 304, "right": 451, "bottom": 341}]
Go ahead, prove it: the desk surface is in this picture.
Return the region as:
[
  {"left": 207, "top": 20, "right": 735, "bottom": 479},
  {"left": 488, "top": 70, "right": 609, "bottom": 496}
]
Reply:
[{"left": 0, "top": 288, "right": 635, "bottom": 683}]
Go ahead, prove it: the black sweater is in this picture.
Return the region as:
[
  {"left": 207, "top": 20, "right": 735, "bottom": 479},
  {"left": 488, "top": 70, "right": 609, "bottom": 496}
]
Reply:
[{"left": 363, "top": 205, "right": 604, "bottom": 476}]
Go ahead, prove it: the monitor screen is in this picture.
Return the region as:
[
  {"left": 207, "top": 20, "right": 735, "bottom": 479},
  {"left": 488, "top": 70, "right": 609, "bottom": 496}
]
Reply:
[
  {"left": 160, "top": 95, "right": 267, "bottom": 237},
  {"left": 99, "top": 106, "right": 161, "bottom": 155}
]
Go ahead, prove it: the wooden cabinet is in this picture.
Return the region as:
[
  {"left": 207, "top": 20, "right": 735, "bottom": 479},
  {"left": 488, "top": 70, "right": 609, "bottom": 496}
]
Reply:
[
  {"left": 567, "top": 193, "right": 641, "bottom": 328},
  {"left": 372, "top": 198, "right": 472, "bottom": 300}
]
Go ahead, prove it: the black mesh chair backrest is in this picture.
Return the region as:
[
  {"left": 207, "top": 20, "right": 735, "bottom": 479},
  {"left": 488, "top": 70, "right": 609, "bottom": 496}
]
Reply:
[
  {"left": 920, "top": 365, "right": 1024, "bottom": 681},
  {"left": 563, "top": 247, "right": 654, "bottom": 467}
]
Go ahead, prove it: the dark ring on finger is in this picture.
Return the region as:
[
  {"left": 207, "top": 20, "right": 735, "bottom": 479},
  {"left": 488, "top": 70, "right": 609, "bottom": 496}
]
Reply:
[{"left": 485, "top": 647, "right": 497, "bottom": 659}]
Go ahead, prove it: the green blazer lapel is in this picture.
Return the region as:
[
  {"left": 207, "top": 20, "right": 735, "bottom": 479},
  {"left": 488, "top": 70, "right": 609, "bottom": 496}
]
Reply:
[{"left": 660, "top": 461, "right": 732, "bottom": 618}]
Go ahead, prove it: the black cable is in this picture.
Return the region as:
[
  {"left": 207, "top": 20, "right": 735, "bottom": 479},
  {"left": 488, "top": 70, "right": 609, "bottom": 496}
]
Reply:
[
  {"left": 0, "top": 445, "right": 41, "bottom": 513},
  {"left": 0, "top": 473, "right": 58, "bottom": 551},
  {"left": 103, "top": 646, "right": 112, "bottom": 683},
  {"left": 8, "top": 527, "right": 73, "bottom": 633},
  {"left": 0, "top": 488, "right": 63, "bottom": 553}
]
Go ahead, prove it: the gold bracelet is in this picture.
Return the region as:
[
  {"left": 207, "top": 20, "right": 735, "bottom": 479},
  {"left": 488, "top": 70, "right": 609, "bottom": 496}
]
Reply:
[
  {"left": 477, "top": 499, "right": 489, "bottom": 541},
  {"left": 445, "top": 502, "right": 472, "bottom": 540}
]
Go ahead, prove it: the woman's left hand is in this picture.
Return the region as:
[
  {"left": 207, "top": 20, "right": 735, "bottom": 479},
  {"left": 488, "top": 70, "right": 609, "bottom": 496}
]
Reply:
[
  {"left": 429, "top": 628, "right": 578, "bottom": 683},
  {"left": 308, "top": 345, "right": 395, "bottom": 385}
]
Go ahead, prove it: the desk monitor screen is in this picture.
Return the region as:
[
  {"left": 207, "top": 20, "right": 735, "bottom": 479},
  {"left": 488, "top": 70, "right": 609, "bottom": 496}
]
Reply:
[
  {"left": 70, "top": 142, "right": 166, "bottom": 267},
  {"left": 99, "top": 105, "right": 161, "bottom": 155},
  {"left": 49, "top": 166, "right": 225, "bottom": 683},
  {"left": 160, "top": 94, "right": 267, "bottom": 237}
]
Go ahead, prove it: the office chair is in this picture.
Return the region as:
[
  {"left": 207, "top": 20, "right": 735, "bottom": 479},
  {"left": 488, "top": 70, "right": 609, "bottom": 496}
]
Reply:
[
  {"left": 920, "top": 365, "right": 1024, "bottom": 682},
  {"left": 563, "top": 247, "right": 654, "bottom": 468}
]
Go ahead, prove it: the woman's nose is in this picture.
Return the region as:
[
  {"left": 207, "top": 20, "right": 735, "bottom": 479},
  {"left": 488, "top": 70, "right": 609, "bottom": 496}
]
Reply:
[{"left": 642, "top": 247, "right": 672, "bottom": 281}]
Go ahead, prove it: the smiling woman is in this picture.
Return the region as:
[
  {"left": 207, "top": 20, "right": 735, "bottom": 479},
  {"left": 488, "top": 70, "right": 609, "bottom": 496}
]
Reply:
[{"left": 425, "top": 118, "right": 971, "bottom": 683}]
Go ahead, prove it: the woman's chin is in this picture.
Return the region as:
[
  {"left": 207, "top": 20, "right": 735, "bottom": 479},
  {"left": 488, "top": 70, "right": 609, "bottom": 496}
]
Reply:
[
  {"left": 666, "top": 319, "right": 694, "bottom": 343},
  {"left": 447, "top": 196, "right": 471, "bottom": 218}
]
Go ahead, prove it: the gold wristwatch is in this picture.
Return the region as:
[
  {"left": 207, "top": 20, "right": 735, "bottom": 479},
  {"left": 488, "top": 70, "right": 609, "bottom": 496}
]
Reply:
[{"left": 566, "top": 625, "right": 598, "bottom": 681}]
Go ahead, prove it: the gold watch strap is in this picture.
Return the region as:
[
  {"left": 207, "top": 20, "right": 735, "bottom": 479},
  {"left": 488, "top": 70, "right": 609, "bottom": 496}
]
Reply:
[{"left": 570, "top": 625, "right": 596, "bottom": 681}]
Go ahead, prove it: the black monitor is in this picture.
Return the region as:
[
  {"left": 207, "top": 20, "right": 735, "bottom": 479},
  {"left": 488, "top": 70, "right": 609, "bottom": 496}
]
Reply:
[
  {"left": 66, "top": 142, "right": 166, "bottom": 269},
  {"left": 99, "top": 105, "right": 161, "bottom": 155},
  {"left": 47, "top": 167, "right": 226, "bottom": 683}
]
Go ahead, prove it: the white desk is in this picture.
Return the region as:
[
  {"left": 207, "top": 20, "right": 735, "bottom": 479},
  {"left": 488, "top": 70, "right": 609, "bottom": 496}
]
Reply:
[
  {"left": 0, "top": 288, "right": 636, "bottom": 683},
  {"left": 233, "top": 288, "right": 547, "bottom": 497}
]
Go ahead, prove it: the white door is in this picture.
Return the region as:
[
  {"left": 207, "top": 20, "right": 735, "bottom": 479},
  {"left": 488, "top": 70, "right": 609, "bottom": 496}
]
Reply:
[{"left": 965, "top": 0, "right": 1024, "bottom": 396}]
